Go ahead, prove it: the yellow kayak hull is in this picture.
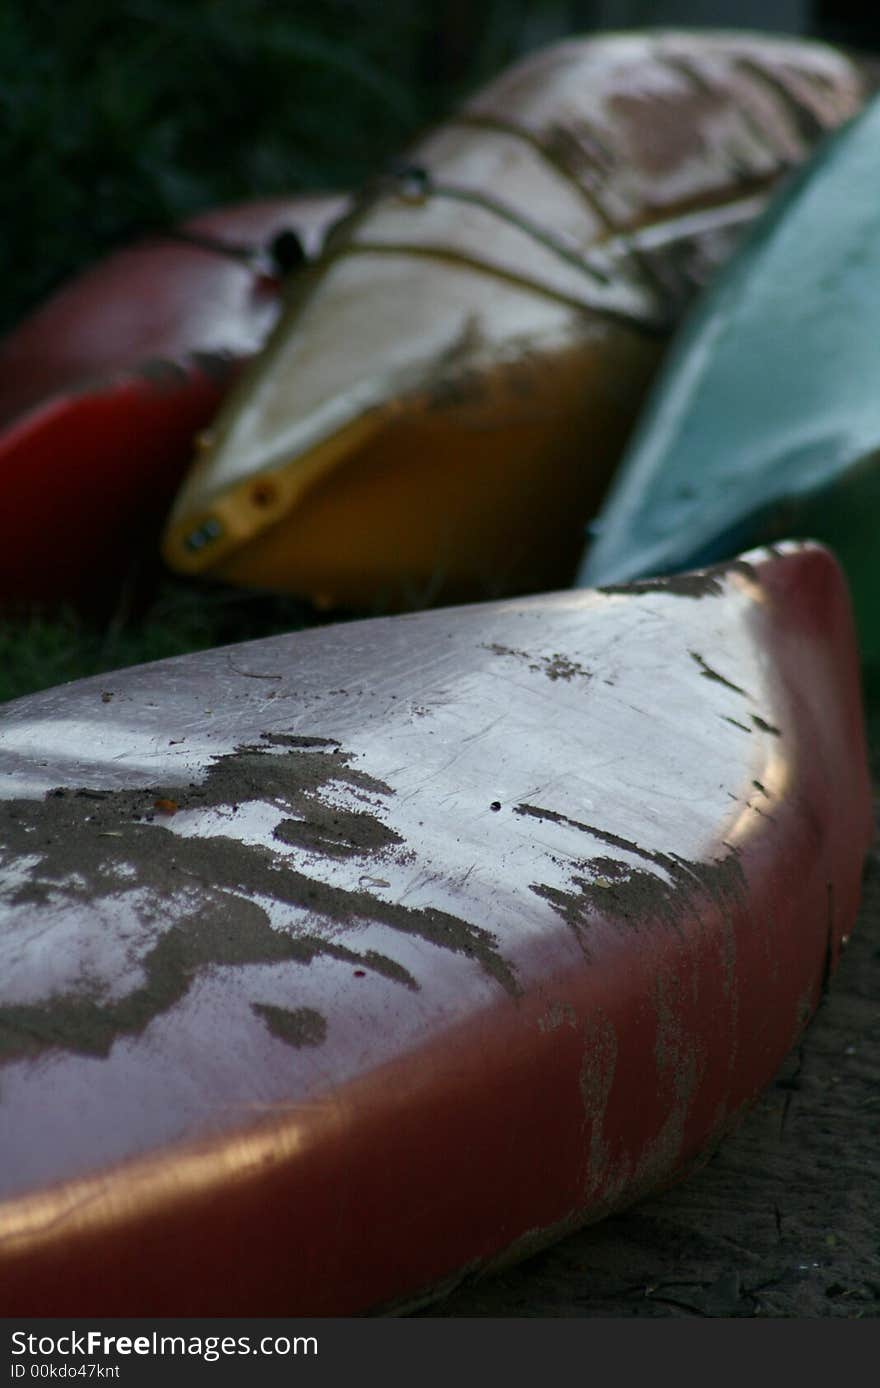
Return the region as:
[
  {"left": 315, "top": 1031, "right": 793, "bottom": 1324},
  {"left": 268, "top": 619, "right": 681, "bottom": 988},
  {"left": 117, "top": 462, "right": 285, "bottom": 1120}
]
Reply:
[
  {"left": 163, "top": 30, "right": 869, "bottom": 608},
  {"left": 191, "top": 329, "right": 658, "bottom": 607}
]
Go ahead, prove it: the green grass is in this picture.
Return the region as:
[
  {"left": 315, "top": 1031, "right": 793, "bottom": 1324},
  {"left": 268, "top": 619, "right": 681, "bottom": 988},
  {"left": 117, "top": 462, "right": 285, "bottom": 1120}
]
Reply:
[{"left": 0, "top": 579, "right": 349, "bottom": 704}]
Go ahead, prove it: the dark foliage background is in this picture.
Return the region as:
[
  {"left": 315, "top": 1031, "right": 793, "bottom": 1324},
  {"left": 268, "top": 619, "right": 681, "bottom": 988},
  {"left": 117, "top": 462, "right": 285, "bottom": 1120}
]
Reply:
[
  {"left": 6, "top": 0, "right": 867, "bottom": 337},
  {"left": 1, "top": 0, "right": 572, "bottom": 335}
]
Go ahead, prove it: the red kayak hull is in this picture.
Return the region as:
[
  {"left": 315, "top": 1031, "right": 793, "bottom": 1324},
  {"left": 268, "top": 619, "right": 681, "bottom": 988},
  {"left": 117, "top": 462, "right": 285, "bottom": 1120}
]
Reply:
[
  {"left": 0, "top": 544, "right": 870, "bottom": 1313},
  {"left": 0, "top": 196, "right": 347, "bottom": 610}
]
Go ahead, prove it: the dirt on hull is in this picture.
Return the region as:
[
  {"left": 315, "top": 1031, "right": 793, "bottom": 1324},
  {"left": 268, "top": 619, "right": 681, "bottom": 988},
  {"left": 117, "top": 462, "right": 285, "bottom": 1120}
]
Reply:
[{"left": 425, "top": 802, "right": 880, "bottom": 1319}]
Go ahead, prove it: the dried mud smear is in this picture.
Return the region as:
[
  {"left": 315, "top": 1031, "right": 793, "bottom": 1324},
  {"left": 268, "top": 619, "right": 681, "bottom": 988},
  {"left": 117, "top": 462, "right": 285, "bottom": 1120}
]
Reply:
[
  {"left": 251, "top": 1003, "right": 327, "bottom": 1049},
  {"left": 484, "top": 644, "right": 591, "bottom": 683},
  {"left": 428, "top": 814, "right": 880, "bottom": 1319},
  {"left": 515, "top": 803, "right": 746, "bottom": 950},
  {"left": 0, "top": 740, "right": 517, "bottom": 1065},
  {"left": 689, "top": 651, "right": 749, "bottom": 698},
  {"left": 598, "top": 559, "right": 758, "bottom": 601}
]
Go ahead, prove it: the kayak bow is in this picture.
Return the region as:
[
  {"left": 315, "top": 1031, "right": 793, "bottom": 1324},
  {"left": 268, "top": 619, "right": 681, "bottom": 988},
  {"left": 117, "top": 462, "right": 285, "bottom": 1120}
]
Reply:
[
  {"left": 0, "top": 195, "right": 348, "bottom": 611},
  {"left": 0, "top": 542, "right": 870, "bottom": 1314},
  {"left": 161, "top": 31, "right": 868, "bottom": 610}
]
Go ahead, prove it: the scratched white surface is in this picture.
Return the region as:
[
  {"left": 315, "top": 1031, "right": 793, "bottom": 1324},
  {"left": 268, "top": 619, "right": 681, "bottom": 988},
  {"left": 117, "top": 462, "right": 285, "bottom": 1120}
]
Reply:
[{"left": 0, "top": 553, "right": 791, "bottom": 1198}]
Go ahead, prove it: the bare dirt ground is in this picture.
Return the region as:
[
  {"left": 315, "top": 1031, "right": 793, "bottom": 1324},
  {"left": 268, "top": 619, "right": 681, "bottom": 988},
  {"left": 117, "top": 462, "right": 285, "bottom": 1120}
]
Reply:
[{"left": 421, "top": 804, "right": 880, "bottom": 1319}]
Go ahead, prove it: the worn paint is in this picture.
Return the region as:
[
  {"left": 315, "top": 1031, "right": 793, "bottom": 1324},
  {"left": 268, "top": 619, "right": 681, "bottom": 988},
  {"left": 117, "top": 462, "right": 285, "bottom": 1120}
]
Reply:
[{"left": 578, "top": 92, "right": 880, "bottom": 669}]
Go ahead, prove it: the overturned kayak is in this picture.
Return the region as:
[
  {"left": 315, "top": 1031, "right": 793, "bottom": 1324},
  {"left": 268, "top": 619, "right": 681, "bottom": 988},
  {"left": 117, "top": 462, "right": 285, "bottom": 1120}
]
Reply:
[
  {"left": 0, "top": 542, "right": 870, "bottom": 1315},
  {"left": 578, "top": 91, "right": 880, "bottom": 668},
  {"left": 0, "top": 194, "right": 347, "bottom": 610},
  {"left": 162, "top": 32, "right": 868, "bottom": 610}
]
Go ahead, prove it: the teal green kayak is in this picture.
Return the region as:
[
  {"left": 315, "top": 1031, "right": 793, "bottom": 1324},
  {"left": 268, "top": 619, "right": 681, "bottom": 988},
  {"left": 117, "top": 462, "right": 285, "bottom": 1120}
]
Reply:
[{"left": 577, "top": 93, "right": 880, "bottom": 666}]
